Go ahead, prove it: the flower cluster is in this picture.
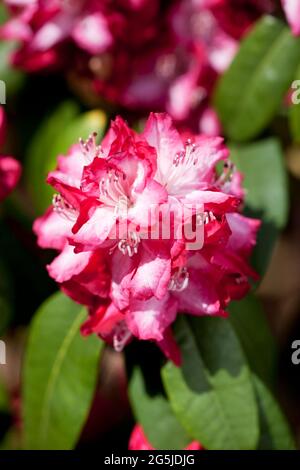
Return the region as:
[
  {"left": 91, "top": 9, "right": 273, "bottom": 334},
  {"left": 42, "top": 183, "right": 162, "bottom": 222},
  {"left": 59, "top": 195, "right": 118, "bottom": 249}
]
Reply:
[
  {"left": 0, "top": 0, "right": 276, "bottom": 132},
  {"left": 0, "top": 107, "right": 21, "bottom": 202},
  {"left": 34, "top": 112, "right": 260, "bottom": 363},
  {"left": 128, "top": 424, "right": 203, "bottom": 450}
]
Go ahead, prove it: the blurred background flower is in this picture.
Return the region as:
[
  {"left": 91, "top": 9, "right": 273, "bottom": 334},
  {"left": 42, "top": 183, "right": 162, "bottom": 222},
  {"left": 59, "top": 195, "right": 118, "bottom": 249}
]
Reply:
[
  {"left": 0, "top": 107, "right": 21, "bottom": 202},
  {"left": 0, "top": 0, "right": 276, "bottom": 133}
]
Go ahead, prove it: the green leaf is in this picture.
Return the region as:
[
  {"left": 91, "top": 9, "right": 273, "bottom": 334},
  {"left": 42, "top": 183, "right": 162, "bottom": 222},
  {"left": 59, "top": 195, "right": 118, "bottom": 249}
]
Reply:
[
  {"left": 23, "top": 292, "right": 103, "bottom": 450},
  {"left": 129, "top": 366, "right": 191, "bottom": 450},
  {"left": 251, "top": 220, "right": 279, "bottom": 278},
  {"left": 0, "top": 3, "right": 8, "bottom": 24},
  {"left": 49, "top": 109, "right": 107, "bottom": 172},
  {"left": 230, "top": 138, "right": 288, "bottom": 228},
  {"left": 25, "top": 101, "right": 79, "bottom": 215},
  {"left": 230, "top": 138, "right": 289, "bottom": 275},
  {"left": 25, "top": 104, "right": 107, "bottom": 215},
  {"left": 214, "top": 16, "right": 300, "bottom": 141},
  {"left": 254, "top": 375, "right": 296, "bottom": 450},
  {"left": 0, "top": 4, "right": 25, "bottom": 97},
  {"left": 0, "top": 1, "right": 25, "bottom": 98},
  {"left": 289, "top": 64, "right": 300, "bottom": 142},
  {"left": 229, "top": 294, "right": 276, "bottom": 385},
  {"left": 162, "top": 316, "right": 259, "bottom": 450},
  {"left": 0, "top": 42, "right": 25, "bottom": 98}
]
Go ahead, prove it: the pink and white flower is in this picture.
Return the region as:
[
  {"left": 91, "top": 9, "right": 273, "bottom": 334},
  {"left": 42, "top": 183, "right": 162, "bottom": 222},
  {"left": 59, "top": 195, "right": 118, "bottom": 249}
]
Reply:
[{"left": 34, "top": 112, "right": 259, "bottom": 363}]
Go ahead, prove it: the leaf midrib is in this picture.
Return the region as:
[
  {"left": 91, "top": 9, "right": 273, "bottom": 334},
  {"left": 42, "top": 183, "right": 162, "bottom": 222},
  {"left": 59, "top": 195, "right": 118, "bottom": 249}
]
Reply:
[
  {"left": 38, "top": 308, "right": 86, "bottom": 447},
  {"left": 184, "top": 319, "right": 254, "bottom": 449},
  {"left": 228, "top": 27, "right": 288, "bottom": 135}
]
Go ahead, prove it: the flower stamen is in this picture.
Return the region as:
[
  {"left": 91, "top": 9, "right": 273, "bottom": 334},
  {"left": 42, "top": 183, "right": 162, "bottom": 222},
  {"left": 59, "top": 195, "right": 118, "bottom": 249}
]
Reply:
[
  {"left": 52, "top": 194, "right": 77, "bottom": 221},
  {"left": 118, "top": 231, "right": 140, "bottom": 257},
  {"left": 79, "top": 132, "right": 103, "bottom": 162},
  {"left": 169, "top": 266, "right": 189, "bottom": 292},
  {"left": 113, "top": 321, "right": 132, "bottom": 352},
  {"left": 196, "top": 211, "right": 216, "bottom": 226},
  {"left": 173, "top": 139, "right": 197, "bottom": 168},
  {"left": 99, "top": 169, "right": 128, "bottom": 209}
]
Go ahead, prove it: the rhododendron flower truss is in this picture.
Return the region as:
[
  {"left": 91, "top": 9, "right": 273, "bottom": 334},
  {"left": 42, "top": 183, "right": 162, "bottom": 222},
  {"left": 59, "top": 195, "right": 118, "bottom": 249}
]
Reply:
[
  {"left": 128, "top": 424, "right": 203, "bottom": 450},
  {"left": 34, "top": 112, "right": 260, "bottom": 364},
  {"left": 0, "top": 0, "right": 273, "bottom": 131}
]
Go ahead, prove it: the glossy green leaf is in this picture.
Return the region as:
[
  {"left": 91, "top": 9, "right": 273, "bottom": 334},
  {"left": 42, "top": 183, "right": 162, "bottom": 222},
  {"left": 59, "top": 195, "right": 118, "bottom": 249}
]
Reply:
[
  {"left": 0, "top": 3, "right": 8, "bottom": 24},
  {"left": 250, "top": 220, "right": 279, "bottom": 278},
  {"left": 254, "top": 375, "right": 296, "bottom": 450},
  {"left": 23, "top": 292, "right": 103, "bottom": 450},
  {"left": 25, "top": 103, "right": 107, "bottom": 215},
  {"left": 25, "top": 101, "right": 79, "bottom": 214},
  {"left": 229, "top": 294, "right": 276, "bottom": 385},
  {"left": 0, "top": 1, "right": 25, "bottom": 98},
  {"left": 289, "top": 64, "right": 300, "bottom": 142},
  {"left": 230, "top": 139, "right": 288, "bottom": 227},
  {"left": 214, "top": 16, "right": 300, "bottom": 141},
  {"left": 129, "top": 366, "right": 191, "bottom": 450},
  {"left": 230, "top": 138, "right": 289, "bottom": 275},
  {"left": 0, "top": 42, "right": 25, "bottom": 98},
  {"left": 162, "top": 317, "right": 259, "bottom": 450}
]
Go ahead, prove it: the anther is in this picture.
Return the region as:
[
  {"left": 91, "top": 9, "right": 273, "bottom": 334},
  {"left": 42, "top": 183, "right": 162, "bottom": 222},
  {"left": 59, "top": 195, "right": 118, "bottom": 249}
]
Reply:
[
  {"left": 169, "top": 267, "right": 189, "bottom": 292},
  {"left": 52, "top": 194, "right": 77, "bottom": 221}
]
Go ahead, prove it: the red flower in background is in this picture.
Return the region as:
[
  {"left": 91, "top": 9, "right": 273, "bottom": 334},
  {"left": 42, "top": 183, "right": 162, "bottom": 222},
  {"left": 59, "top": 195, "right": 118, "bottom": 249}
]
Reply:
[
  {"left": 0, "top": 107, "right": 21, "bottom": 202},
  {"left": 128, "top": 424, "right": 203, "bottom": 450},
  {"left": 34, "top": 112, "right": 259, "bottom": 363},
  {"left": 0, "top": 0, "right": 275, "bottom": 133}
]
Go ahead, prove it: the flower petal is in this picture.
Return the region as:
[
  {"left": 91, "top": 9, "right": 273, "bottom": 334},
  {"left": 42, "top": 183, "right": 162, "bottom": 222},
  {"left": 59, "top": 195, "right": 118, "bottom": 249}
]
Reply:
[
  {"left": 142, "top": 112, "right": 182, "bottom": 182},
  {"left": 282, "top": 0, "right": 300, "bottom": 36},
  {"left": 72, "top": 13, "right": 113, "bottom": 54},
  {"left": 33, "top": 207, "right": 72, "bottom": 250},
  {"left": 126, "top": 294, "right": 178, "bottom": 341},
  {"left": 71, "top": 206, "right": 116, "bottom": 251},
  {"left": 47, "top": 245, "right": 91, "bottom": 283}
]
